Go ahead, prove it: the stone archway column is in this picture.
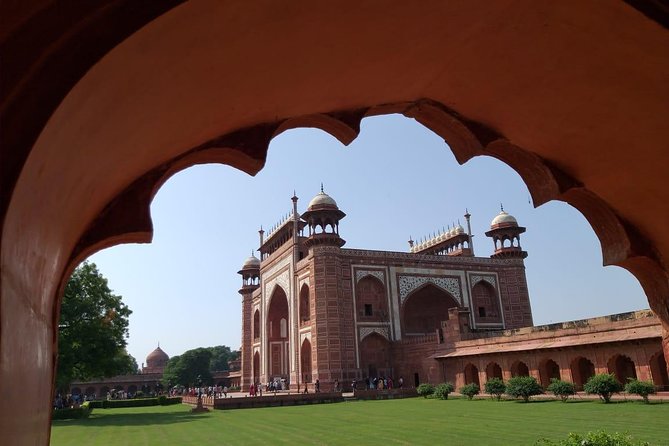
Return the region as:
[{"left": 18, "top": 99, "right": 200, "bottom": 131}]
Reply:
[{"left": 663, "top": 326, "right": 669, "bottom": 381}]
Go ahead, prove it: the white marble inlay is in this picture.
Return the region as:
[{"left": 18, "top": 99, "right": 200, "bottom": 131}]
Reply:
[
  {"left": 398, "top": 275, "right": 461, "bottom": 303},
  {"left": 355, "top": 269, "right": 385, "bottom": 283},
  {"left": 359, "top": 326, "right": 390, "bottom": 341}
]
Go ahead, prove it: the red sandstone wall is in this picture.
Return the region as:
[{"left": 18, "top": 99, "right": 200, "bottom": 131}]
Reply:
[
  {"left": 443, "top": 339, "right": 663, "bottom": 391},
  {"left": 498, "top": 266, "right": 533, "bottom": 328},
  {"left": 311, "top": 249, "right": 357, "bottom": 386}
]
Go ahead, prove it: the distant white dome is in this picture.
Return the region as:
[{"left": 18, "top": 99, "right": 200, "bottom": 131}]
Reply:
[
  {"left": 455, "top": 224, "right": 465, "bottom": 235},
  {"left": 308, "top": 191, "right": 338, "bottom": 210},
  {"left": 241, "top": 255, "right": 260, "bottom": 269},
  {"left": 491, "top": 210, "right": 518, "bottom": 227}
]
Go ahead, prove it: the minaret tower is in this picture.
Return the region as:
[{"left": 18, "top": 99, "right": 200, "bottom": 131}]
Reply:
[
  {"left": 485, "top": 205, "right": 527, "bottom": 259},
  {"left": 238, "top": 253, "right": 260, "bottom": 391},
  {"left": 300, "top": 184, "right": 346, "bottom": 248}
]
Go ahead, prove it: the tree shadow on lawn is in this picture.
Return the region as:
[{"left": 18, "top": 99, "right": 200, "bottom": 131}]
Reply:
[{"left": 52, "top": 409, "right": 210, "bottom": 427}]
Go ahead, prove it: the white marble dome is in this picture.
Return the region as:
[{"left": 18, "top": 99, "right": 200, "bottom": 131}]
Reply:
[
  {"left": 491, "top": 210, "right": 518, "bottom": 227},
  {"left": 241, "top": 254, "right": 260, "bottom": 269},
  {"left": 308, "top": 191, "right": 338, "bottom": 209}
]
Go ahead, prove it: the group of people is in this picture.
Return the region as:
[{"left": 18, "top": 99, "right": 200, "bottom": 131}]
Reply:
[
  {"left": 249, "top": 379, "right": 290, "bottom": 396},
  {"left": 352, "top": 376, "right": 404, "bottom": 391},
  {"left": 176, "top": 385, "right": 230, "bottom": 398},
  {"left": 245, "top": 375, "right": 406, "bottom": 395},
  {"left": 53, "top": 393, "right": 81, "bottom": 410}
]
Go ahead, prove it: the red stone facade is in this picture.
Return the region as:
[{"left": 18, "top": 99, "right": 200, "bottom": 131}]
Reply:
[
  {"left": 438, "top": 308, "right": 666, "bottom": 391},
  {"left": 239, "top": 191, "right": 537, "bottom": 390},
  {"left": 237, "top": 190, "right": 667, "bottom": 393}
]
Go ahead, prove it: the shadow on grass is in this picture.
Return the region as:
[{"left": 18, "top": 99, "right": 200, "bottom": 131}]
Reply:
[{"left": 52, "top": 409, "right": 209, "bottom": 427}]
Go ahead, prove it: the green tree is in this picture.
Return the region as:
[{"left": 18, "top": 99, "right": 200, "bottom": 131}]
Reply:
[
  {"left": 434, "top": 382, "right": 455, "bottom": 400},
  {"left": 484, "top": 377, "right": 506, "bottom": 401},
  {"left": 56, "top": 262, "right": 134, "bottom": 392},
  {"left": 459, "top": 383, "right": 480, "bottom": 400},
  {"left": 208, "top": 345, "right": 239, "bottom": 371},
  {"left": 583, "top": 373, "right": 623, "bottom": 403},
  {"left": 162, "top": 348, "right": 213, "bottom": 387},
  {"left": 624, "top": 379, "right": 655, "bottom": 403},
  {"left": 417, "top": 383, "right": 435, "bottom": 398},
  {"left": 506, "top": 376, "right": 543, "bottom": 402},
  {"left": 546, "top": 379, "right": 575, "bottom": 402}
]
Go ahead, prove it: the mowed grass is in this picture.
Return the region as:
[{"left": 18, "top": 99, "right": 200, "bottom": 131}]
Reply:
[{"left": 51, "top": 398, "right": 669, "bottom": 446}]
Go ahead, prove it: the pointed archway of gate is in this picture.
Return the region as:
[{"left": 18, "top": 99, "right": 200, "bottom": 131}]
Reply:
[
  {"left": 402, "top": 284, "right": 459, "bottom": 335},
  {"left": 266, "top": 286, "right": 289, "bottom": 380}
]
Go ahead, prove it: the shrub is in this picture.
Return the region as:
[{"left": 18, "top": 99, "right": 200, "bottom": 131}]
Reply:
[
  {"left": 459, "top": 383, "right": 480, "bottom": 400},
  {"left": 52, "top": 402, "right": 92, "bottom": 420},
  {"left": 536, "top": 431, "right": 650, "bottom": 446},
  {"left": 624, "top": 379, "right": 655, "bottom": 403},
  {"left": 484, "top": 377, "right": 506, "bottom": 401},
  {"left": 546, "top": 379, "right": 575, "bottom": 402},
  {"left": 583, "top": 374, "right": 623, "bottom": 403},
  {"left": 88, "top": 397, "right": 181, "bottom": 409},
  {"left": 417, "top": 383, "right": 435, "bottom": 398},
  {"left": 433, "top": 382, "right": 455, "bottom": 400},
  {"left": 506, "top": 376, "right": 543, "bottom": 402}
]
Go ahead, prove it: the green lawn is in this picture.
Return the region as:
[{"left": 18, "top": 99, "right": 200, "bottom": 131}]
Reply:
[{"left": 51, "top": 398, "right": 669, "bottom": 445}]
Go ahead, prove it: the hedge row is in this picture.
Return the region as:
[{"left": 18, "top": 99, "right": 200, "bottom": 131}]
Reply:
[
  {"left": 52, "top": 402, "right": 92, "bottom": 420},
  {"left": 88, "top": 396, "right": 181, "bottom": 409}
]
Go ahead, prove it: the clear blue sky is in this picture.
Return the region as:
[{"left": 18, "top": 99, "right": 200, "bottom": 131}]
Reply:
[{"left": 88, "top": 114, "right": 648, "bottom": 366}]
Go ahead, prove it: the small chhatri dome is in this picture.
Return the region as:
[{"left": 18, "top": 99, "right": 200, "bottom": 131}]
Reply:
[
  {"left": 241, "top": 254, "right": 260, "bottom": 270},
  {"left": 491, "top": 210, "right": 518, "bottom": 227},
  {"left": 454, "top": 224, "right": 465, "bottom": 235},
  {"left": 307, "top": 184, "right": 339, "bottom": 210},
  {"left": 146, "top": 346, "right": 169, "bottom": 368}
]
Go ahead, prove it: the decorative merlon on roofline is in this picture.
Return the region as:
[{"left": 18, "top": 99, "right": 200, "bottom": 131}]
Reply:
[{"left": 409, "top": 222, "right": 466, "bottom": 253}]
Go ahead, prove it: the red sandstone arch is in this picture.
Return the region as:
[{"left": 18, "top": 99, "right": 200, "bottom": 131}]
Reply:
[
  {"left": 649, "top": 351, "right": 669, "bottom": 390},
  {"left": 2, "top": 3, "right": 669, "bottom": 443},
  {"left": 266, "top": 286, "right": 289, "bottom": 378},
  {"left": 359, "top": 332, "right": 391, "bottom": 379},
  {"left": 538, "top": 358, "right": 561, "bottom": 388},
  {"left": 471, "top": 282, "right": 502, "bottom": 325},
  {"left": 510, "top": 360, "right": 530, "bottom": 377},
  {"left": 486, "top": 362, "right": 503, "bottom": 381},
  {"left": 85, "top": 387, "right": 95, "bottom": 397},
  {"left": 464, "top": 363, "right": 480, "bottom": 387},
  {"left": 570, "top": 357, "right": 595, "bottom": 389},
  {"left": 607, "top": 354, "right": 637, "bottom": 384},
  {"left": 253, "top": 309, "right": 260, "bottom": 340},
  {"left": 299, "top": 284, "right": 310, "bottom": 323},
  {"left": 70, "top": 387, "right": 81, "bottom": 396},
  {"left": 252, "top": 351, "right": 260, "bottom": 384},
  {"left": 356, "top": 276, "right": 388, "bottom": 322},
  {"left": 300, "top": 338, "right": 312, "bottom": 383},
  {"left": 100, "top": 386, "right": 110, "bottom": 397},
  {"left": 402, "top": 284, "right": 458, "bottom": 335}
]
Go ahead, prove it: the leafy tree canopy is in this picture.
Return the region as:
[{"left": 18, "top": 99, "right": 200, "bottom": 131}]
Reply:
[
  {"left": 484, "top": 377, "right": 506, "bottom": 401},
  {"left": 209, "top": 345, "right": 239, "bottom": 371},
  {"left": 162, "top": 345, "right": 239, "bottom": 387},
  {"left": 505, "top": 376, "right": 543, "bottom": 402},
  {"left": 583, "top": 373, "right": 623, "bottom": 403},
  {"left": 56, "top": 262, "right": 134, "bottom": 391}
]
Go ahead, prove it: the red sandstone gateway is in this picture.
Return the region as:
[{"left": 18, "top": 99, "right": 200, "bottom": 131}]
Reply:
[{"left": 236, "top": 190, "right": 665, "bottom": 393}]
